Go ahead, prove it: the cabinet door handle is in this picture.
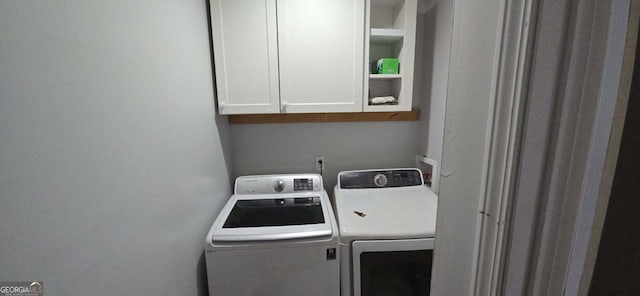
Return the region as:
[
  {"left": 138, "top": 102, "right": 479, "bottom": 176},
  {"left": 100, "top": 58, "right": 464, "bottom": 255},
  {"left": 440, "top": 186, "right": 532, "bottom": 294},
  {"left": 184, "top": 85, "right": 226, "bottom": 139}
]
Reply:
[
  {"left": 219, "top": 101, "right": 226, "bottom": 111},
  {"left": 281, "top": 101, "right": 289, "bottom": 113}
]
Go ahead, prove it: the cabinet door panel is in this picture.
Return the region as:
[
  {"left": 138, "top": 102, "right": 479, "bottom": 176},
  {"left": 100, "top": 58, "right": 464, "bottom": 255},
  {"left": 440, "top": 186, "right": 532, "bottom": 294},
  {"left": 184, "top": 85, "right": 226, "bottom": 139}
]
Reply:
[
  {"left": 277, "top": 0, "right": 365, "bottom": 113},
  {"left": 210, "top": 0, "right": 280, "bottom": 114}
]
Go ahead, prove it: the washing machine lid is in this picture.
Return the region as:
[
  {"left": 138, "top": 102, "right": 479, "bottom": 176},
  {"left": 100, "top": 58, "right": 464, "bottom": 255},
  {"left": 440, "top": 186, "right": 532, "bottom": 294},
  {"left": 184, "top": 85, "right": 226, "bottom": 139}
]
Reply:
[
  {"left": 223, "top": 196, "right": 325, "bottom": 228},
  {"left": 211, "top": 193, "right": 334, "bottom": 242}
]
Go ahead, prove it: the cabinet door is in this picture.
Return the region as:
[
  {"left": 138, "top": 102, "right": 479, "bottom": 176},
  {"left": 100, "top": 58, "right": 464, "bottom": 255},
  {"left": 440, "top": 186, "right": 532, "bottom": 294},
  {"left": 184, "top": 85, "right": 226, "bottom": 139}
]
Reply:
[
  {"left": 210, "top": 0, "right": 280, "bottom": 114},
  {"left": 277, "top": 0, "right": 365, "bottom": 113}
]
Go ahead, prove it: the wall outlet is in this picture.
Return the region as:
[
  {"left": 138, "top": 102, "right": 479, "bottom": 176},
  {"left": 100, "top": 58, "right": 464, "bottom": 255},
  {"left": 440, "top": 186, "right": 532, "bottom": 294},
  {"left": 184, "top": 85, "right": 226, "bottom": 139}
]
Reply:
[{"left": 315, "top": 156, "right": 325, "bottom": 172}]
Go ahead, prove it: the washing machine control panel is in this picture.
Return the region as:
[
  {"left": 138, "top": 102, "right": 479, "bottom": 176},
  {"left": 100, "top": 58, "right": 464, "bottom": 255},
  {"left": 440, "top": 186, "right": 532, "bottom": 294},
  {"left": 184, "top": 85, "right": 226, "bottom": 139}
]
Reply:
[
  {"left": 339, "top": 169, "right": 423, "bottom": 189},
  {"left": 235, "top": 174, "right": 322, "bottom": 194}
]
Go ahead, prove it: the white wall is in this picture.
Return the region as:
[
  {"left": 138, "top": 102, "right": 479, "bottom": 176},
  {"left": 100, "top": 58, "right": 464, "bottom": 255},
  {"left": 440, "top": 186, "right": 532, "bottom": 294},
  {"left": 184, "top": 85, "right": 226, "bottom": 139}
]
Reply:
[
  {"left": 415, "top": 0, "right": 454, "bottom": 168},
  {"left": 230, "top": 122, "right": 419, "bottom": 190},
  {"left": 0, "top": 1, "right": 231, "bottom": 295}
]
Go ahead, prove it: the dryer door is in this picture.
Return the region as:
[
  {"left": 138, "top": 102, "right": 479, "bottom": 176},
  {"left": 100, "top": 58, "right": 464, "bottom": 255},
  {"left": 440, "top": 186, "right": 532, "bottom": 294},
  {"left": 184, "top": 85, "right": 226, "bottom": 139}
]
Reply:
[{"left": 352, "top": 238, "right": 435, "bottom": 296}]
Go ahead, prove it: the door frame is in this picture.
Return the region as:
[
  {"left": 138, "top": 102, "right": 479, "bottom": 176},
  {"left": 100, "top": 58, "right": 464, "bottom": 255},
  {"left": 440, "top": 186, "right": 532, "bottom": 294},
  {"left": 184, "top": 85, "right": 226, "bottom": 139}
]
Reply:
[
  {"left": 470, "top": 0, "right": 536, "bottom": 294},
  {"left": 476, "top": 0, "right": 633, "bottom": 295},
  {"left": 578, "top": 2, "right": 640, "bottom": 293}
]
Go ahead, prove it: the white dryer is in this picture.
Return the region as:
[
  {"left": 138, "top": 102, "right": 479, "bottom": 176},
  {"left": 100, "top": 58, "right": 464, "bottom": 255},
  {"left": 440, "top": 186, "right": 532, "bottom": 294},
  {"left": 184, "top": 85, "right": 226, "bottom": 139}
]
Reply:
[
  {"left": 205, "top": 174, "right": 340, "bottom": 296},
  {"left": 333, "top": 168, "right": 438, "bottom": 296}
]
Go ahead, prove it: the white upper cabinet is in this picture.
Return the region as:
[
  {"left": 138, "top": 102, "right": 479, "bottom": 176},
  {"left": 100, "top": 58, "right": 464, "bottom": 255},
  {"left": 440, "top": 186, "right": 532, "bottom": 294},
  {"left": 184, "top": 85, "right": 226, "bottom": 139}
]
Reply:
[
  {"left": 210, "top": 0, "right": 280, "bottom": 114},
  {"left": 210, "top": 0, "right": 366, "bottom": 114},
  {"left": 277, "top": 0, "right": 365, "bottom": 113}
]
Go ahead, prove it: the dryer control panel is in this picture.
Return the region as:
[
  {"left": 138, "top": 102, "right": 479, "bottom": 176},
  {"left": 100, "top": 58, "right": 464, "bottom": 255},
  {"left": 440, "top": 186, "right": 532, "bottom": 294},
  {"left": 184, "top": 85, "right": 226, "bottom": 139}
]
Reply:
[
  {"left": 339, "top": 169, "right": 423, "bottom": 189},
  {"left": 235, "top": 174, "right": 323, "bottom": 194}
]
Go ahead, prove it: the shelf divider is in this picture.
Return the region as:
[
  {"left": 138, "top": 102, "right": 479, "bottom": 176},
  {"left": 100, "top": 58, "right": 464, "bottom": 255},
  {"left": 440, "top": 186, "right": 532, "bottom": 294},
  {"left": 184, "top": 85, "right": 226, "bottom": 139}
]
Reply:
[
  {"left": 370, "top": 28, "right": 404, "bottom": 44},
  {"left": 370, "top": 74, "right": 402, "bottom": 79}
]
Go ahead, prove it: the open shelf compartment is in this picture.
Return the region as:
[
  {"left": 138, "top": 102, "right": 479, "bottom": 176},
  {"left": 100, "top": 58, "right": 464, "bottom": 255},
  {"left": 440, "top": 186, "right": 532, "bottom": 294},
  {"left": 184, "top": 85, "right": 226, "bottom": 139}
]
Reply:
[{"left": 364, "top": 0, "right": 415, "bottom": 112}]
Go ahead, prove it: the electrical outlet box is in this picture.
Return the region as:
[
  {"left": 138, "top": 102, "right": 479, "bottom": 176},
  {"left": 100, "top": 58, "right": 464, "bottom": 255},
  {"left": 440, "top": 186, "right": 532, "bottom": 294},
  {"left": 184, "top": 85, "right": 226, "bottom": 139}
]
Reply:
[{"left": 315, "top": 157, "right": 325, "bottom": 172}]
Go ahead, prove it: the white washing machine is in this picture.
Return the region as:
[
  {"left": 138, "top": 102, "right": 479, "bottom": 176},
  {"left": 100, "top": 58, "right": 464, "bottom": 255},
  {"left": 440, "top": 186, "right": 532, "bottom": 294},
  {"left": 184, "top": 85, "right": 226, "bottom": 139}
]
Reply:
[
  {"left": 333, "top": 168, "right": 438, "bottom": 296},
  {"left": 205, "top": 174, "right": 340, "bottom": 296}
]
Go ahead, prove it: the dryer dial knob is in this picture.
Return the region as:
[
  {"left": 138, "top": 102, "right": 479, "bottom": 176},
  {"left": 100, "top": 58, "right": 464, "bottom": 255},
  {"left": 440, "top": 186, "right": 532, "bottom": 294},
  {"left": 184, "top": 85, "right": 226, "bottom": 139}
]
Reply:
[
  {"left": 373, "top": 174, "right": 387, "bottom": 187},
  {"left": 274, "top": 179, "right": 285, "bottom": 192}
]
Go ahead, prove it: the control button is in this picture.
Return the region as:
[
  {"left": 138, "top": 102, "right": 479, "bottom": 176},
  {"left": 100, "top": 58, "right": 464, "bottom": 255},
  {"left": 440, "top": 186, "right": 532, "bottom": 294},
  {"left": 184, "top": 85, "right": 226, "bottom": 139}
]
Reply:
[
  {"left": 373, "top": 174, "right": 388, "bottom": 187},
  {"left": 274, "top": 180, "right": 285, "bottom": 192},
  {"left": 274, "top": 199, "right": 285, "bottom": 206}
]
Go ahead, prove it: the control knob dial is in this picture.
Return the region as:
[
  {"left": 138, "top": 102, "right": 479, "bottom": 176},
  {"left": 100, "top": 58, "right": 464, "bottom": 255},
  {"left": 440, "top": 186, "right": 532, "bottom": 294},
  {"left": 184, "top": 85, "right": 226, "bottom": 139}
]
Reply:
[
  {"left": 373, "top": 174, "right": 388, "bottom": 187},
  {"left": 274, "top": 179, "right": 285, "bottom": 192}
]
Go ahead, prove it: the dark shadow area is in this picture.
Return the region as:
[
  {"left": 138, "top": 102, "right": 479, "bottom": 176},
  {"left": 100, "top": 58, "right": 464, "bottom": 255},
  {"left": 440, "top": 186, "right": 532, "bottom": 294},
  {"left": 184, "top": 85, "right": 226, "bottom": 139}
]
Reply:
[
  {"left": 415, "top": 5, "right": 437, "bottom": 152},
  {"left": 198, "top": 2, "right": 221, "bottom": 295},
  {"left": 197, "top": 250, "right": 210, "bottom": 296},
  {"left": 589, "top": 22, "right": 640, "bottom": 296}
]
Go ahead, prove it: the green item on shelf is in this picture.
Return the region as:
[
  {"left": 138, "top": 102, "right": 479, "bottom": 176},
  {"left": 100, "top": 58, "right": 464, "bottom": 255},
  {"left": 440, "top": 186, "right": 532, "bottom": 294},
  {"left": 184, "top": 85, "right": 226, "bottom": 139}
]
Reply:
[{"left": 376, "top": 58, "right": 399, "bottom": 74}]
